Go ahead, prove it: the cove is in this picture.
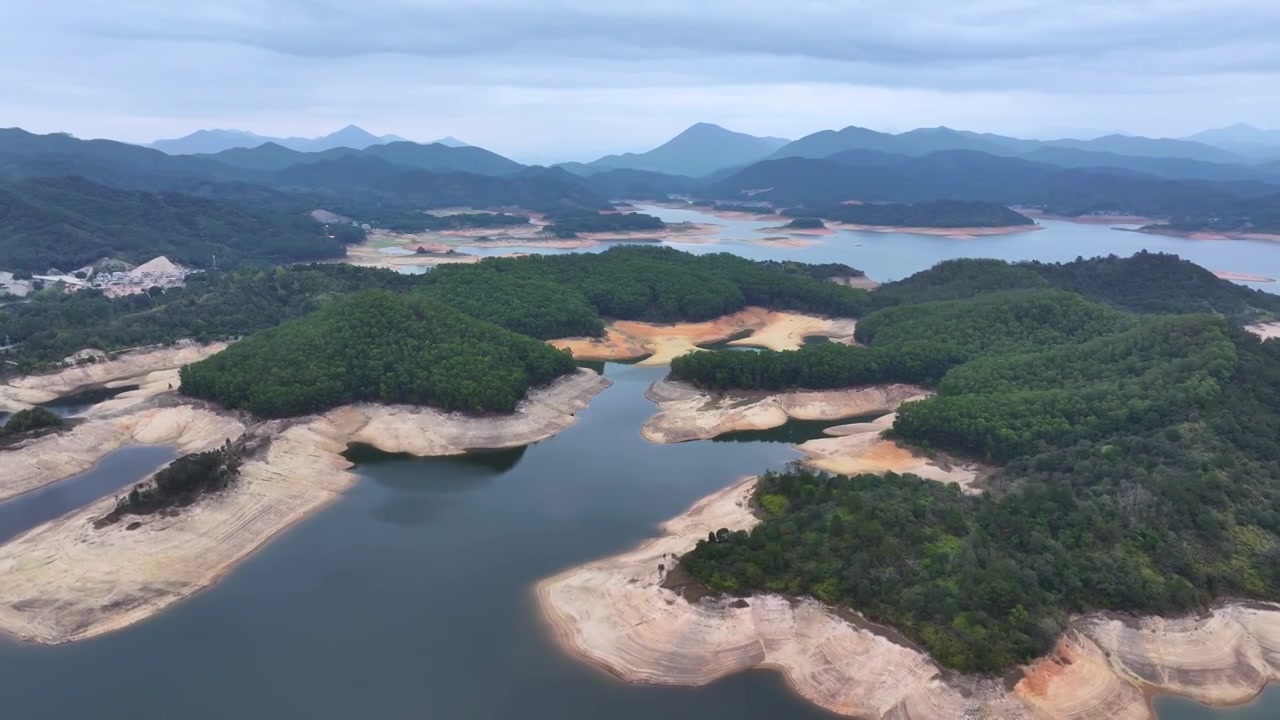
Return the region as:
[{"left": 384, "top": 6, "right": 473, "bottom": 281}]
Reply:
[
  {"left": 0, "top": 445, "right": 175, "bottom": 543},
  {"left": 0, "top": 364, "right": 840, "bottom": 719},
  {"left": 0, "top": 370, "right": 1269, "bottom": 717}
]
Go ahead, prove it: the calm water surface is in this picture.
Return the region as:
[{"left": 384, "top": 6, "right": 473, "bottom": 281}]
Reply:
[
  {"left": 0, "top": 365, "right": 842, "bottom": 720},
  {"left": 460, "top": 204, "right": 1280, "bottom": 295},
  {"left": 0, "top": 445, "right": 175, "bottom": 543},
  {"left": 5, "top": 207, "right": 1280, "bottom": 718}
]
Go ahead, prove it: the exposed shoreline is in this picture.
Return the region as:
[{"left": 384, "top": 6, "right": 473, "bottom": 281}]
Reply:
[
  {"left": 640, "top": 378, "right": 927, "bottom": 444},
  {"left": 1016, "top": 209, "right": 1164, "bottom": 226},
  {"left": 1247, "top": 322, "right": 1280, "bottom": 340},
  {"left": 1213, "top": 270, "right": 1277, "bottom": 283},
  {"left": 831, "top": 222, "right": 1044, "bottom": 238},
  {"left": 0, "top": 340, "right": 227, "bottom": 414},
  {"left": 0, "top": 369, "right": 612, "bottom": 644},
  {"left": 550, "top": 307, "right": 857, "bottom": 366},
  {"left": 536, "top": 469, "right": 1280, "bottom": 719},
  {"left": 1124, "top": 226, "right": 1280, "bottom": 244}
]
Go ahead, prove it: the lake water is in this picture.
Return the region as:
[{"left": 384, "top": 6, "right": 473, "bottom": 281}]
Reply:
[
  {"left": 459, "top": 204, "right": 1280, "bottom": 295},
  {"left": 4, "top": 207, "right": 1280, "bottom": 718},
  {"left": 0, "top": 445, "right": 175, "bottom": 544}
]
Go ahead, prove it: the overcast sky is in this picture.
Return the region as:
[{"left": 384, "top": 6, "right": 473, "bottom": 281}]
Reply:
[{"left": 4, "top": 0, "right": 1278, "bottom": 162}]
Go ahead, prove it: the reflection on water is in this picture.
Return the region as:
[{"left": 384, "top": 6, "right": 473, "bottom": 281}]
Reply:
[
  {"left": 632, "top": 205, "right": 1280, "bottom": 295},
  {"left": 38, "top": 384, "right": 139, "bottom": 418},
  {"left": 345, "top": 443, "right": 529, "bottom": 475}
]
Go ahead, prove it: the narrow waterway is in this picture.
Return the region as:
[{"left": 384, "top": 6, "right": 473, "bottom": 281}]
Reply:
[
  {"left": 4, "top": 207, "right": 1280, "bottom": 717},
  {"left": 0, "top": 445, "right": 175, "bottom": 544}
]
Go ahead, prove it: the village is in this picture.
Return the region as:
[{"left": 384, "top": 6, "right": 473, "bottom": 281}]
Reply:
[{"left": 0, "top": 256, "right": 191, "bottom": 299}]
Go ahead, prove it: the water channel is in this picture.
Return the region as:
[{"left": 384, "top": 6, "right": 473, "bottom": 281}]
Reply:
[{"left": 4, "top": 205, "right": 1280, "bottom": 718}]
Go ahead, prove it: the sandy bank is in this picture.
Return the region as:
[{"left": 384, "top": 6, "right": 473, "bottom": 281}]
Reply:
[
  {"left": 1130, "top": 227, "right": 1280, "bottom": 243},
  {"left": 0, "top": 403, "right": 245, "bottom": 504},
  {"left": 1017, "top": 209, "right": 1163, "bottom": 226},
  {"left": 550, "top": 308, "right": 857, "bottom": 366},
  {"left": 796, "top": 411, "right": 983, "bottom": 491},
  {"left": 1247, "top": 322, "right": 1280, "bottom": 340},
  {"left": 761, "top": 225, "right": 835, "bottom": 236},
  {"left": 832, "top": 222, "right": 1043, "bottom": 238},
  {"left": 0, "top": 369, "right": 611, "bottom": 644},
  {"left": 0, "top": 341, "right": 226, "bottom": 413},
  {"left": 538, "top": 470, "right": 1280, "bottom": 718},
  {"left": 1213, "top": 270, "right": 1277, "bottom": 283},
  {"left": 640, "top": 378, "right": 925, "bottom": 444},
  {"left": 536, "top": 476, "right": 1027, "bottom": 719},
  {"left": 829, "top": 274, "right": 881, "bottom": 290},
  {"left": 742, "top": 236, "right": 820, "bottom": 249}
]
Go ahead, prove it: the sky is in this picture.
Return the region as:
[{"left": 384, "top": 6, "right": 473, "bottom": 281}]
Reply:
[{"left": 3, "top": 0, "right": 1279, "bottom": 163}]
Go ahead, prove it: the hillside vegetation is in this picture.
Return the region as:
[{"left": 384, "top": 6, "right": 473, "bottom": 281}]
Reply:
[
  {"left": 0, "top": 176, "right": 358, "bottom": 272},
  {"left": 785, "top": 200, "right": 1034, "bottom": 228},
  {"left": 179, "top": 290, "right": 576, "bottom": 417},
  {"left": 678, "top": 253, "right": 1280, "bottom": 675}
]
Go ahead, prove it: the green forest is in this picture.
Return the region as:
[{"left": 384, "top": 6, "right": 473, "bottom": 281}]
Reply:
[
  {"left": 337, "top": 210, "right": 531, "bottom": 234},
  {"left": 0, "top": 264, "right": 420, "bottom": 372},
  {"left": 0, "top": 176, "right": 360, "bottom": 272},
  {"left": 540, "top": 210, "right": 666, "bottom": 238},
  {"left": 678, "top": 254, "right": 1280, "bottom": 675},
  {"left": 179, "top": 290, "right": 577, "bottom": 417},
  {"left": 0, "top": 247, "right": 869, "bottom": 373}
]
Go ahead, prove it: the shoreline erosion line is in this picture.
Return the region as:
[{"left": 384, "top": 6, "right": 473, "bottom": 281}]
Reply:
[
  {"left": 535, "top": 470, "right": 1280, "bottom": 720},
  {"left": 0, "top": 365, "right": 611, "bottom": 645}
]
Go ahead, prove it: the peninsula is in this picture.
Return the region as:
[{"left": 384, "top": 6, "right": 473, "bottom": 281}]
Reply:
[
  {"left": 0, "top": 246, "right": 875, "bottom": 643},
  {"left": 538, "top": 251, "right": 1280, "bottom": 718}
]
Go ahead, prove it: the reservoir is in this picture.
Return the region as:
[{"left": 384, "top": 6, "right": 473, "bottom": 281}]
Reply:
[
  {"left": 458, "top": 205, "right": 1280, "bottom": 295},
  {"left": 3, "top": 208, "right": 1280, "bottom": 717}
]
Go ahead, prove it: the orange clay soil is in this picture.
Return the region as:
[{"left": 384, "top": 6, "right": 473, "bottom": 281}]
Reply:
[{"left": 550, "top": 307, "right": 857, "bottom": 366}]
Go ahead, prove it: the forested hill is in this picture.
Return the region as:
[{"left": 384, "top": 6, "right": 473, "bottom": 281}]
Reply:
[
  {"left": 267, "top": 156, "right": 609, "bottom": 211},
  {"left": 417, "top": 246, "right": 870, "bottom": 334},
  {"left": 867, "top": 252, "right": 1280, "bottom": 324},
  {"left": 0, "top": 247, "right": 870, "bottom": 372},
  {"left": 0, "top": 176, "right": 360, "bottom": 272},
  {"left": 706, "top": 150, "right": 1277, "bottom": 219},
  {"left": 179, "top": 290, "right": 576, "bottom": 417},
  {"left": 675, "top": 251, "right": 1280, "bottom": 676},
  {"left": 783, "top": 200, "right": 1034, "bottom": 228}
]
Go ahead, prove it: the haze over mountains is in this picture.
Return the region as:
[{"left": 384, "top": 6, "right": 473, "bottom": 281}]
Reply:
[
  {"left": 556, "top": 123, "right": 790, "bottom": 178},
  {"left": 4, "top": 115, "right": 1279, "bottom": 276},
  {"left": 150, "top": 125, "right": 468, "bottom": 155}
]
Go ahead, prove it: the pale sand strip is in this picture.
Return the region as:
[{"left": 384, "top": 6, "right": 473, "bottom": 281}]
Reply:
[
  {"left": 0, "top": 341, "right": 227, "bottom": 413},
  {"left": 542, "top": 379, "right": 1280, "bottom": 718},
  {"left": 551, "top": 308, "right": 857, "bottom": 366},
  {"left": 639, "top": 378, "right": 925, "bottom": 444},
  {"left": 0, "top": 369, "right": 611, "bottom": 644},
  {"left": 537, "top": 471, "right": 1280, "bottom": 719},
  {"left": 1247, "top": 322, "right": 1280, "bottom": 341}
]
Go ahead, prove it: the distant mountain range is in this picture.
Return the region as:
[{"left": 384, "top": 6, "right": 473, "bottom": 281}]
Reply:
[
  {"left": 766, "top": 126, "right": 1252, "bottom": 166},
  {"left": 5, "top": 120, "right": 1280, "bottom": 274},
  {"left": 1183, "top": 124, "right": 1280, "bottom": 160},
  {"left": 558, "top": 123, "right": 790, "bottom": 178},
  {"left": 148, "top": 125, "right": 469, "bottom": 155},
  {"left": 198, "top": 140, "right": 521, "bottom": 176}
]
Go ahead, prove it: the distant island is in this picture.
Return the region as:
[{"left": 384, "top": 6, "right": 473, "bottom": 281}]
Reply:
[{"left": 781, "top": 200, "right": 1039, "bottom": 234}]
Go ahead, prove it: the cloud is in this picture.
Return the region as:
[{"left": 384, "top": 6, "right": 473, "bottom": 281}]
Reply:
[{"left": 2, "top": 0, "right": 1278, "bottom": 157}]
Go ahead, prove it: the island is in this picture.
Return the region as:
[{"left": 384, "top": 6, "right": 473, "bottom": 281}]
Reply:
[
  {"left": 538, "top": 251, "right": 1280, "bottom": 719},
  {"left": 782, "top": 200, "right": 1043, "bottom": 237}
]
